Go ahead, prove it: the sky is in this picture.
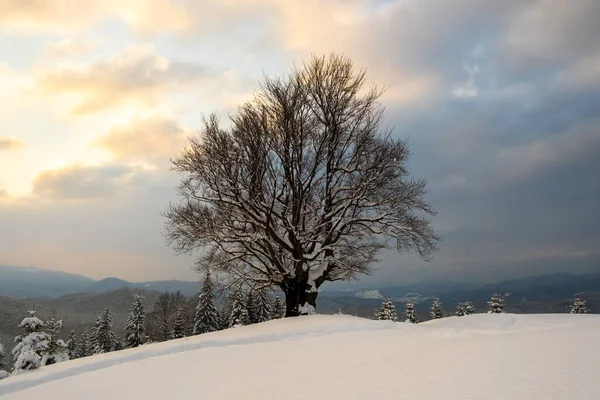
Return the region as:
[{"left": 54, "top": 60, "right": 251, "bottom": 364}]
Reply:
[{"left": 0, "top": 0, "right": 599, "bottom": 286}]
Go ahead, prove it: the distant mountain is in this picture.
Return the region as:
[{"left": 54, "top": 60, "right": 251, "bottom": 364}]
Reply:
[
  {"left": 135, "top": 280, "right": 200, "bottom": 296},
  {"left": 0, "top": 266, "right": 95, "bottom": 298},
  {"left": 320, "top": 271, "right": 600, "bottom": 316},
  {"left": 85, "top": 277, "right": 131, "bottom": 293},
  {"left": 2, "top": 265, "right": 600, "bottom": 316},
  {"left": 0, "top": 266, "right": 200, "bottom": 298},
  {"left": 322, "top": 272, "right": 600, "bottom": 302}
]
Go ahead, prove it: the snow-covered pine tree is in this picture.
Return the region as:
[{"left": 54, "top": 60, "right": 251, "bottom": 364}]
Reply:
[
  {"left": 271, "top": 294, "right": 285, "bottom": 319},
  {"left": 66, "top": 329, "right": 78, "bottom": 360},
  {"left": 171, "top": 306, "right": 186, "bottom": 339},
  {"left": 124, "top": 290, "right": 148, "bottom": 348},
  {"left": 488, "top": 292, "right": 504, "bottom": 314},
  {"left": 11, "top": 310, "right": 50, "bottom": 373},
  {"left": 0, "top": 343, "right": 6, "bottom": 378},
  {"left": 570, "top": 297, "right": 588, "bottom": 314},
  {"left": 229, "top": 287, "right": 249, "bottom": 328},
  {"left": 255, "top": 288, "right": 271, "bottom": 323},
  {"left": 89, "top": 316, "right": 99, "bottom": 349},
  {"left": 0, "top": 335, "right": 5, "bottom": 370},
  {"left": 373, "top": 300, "right": 398, "bottom": 321},
  {"left": 41, "top": 312, "right": 69, "bottom": 366},
  {"left": 192, "top": 273, "right": 220, "bottom": 335},
  {"left": 463, "top": 301, "right": 474, "bottom": 315},
  {"left": 78, "top": 328, "right": 91, "bottom": 358},
  {"left": 93, "top": 308, "right": 116, "bottom": 354},
  {"left": 405, "top": 302, "right": 418, "bottom": 323},
  {"left": 219, "top": 293, "right": 233, "bottom": 330},
  {"left": 0, "top": 340, "right": 6, "bottom": 378},
  {"left": 246, "top": 290, "right": 258, "bottom": 324},
  {"left": 455, "top": 302, "right": 465, "bottom": 316},
  {"left": 430, "top": 296, "right": 444, "bottom": 319}
]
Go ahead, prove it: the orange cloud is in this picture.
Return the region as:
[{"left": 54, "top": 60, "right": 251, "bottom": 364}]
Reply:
[
  {"left": 43, "top": 38, "right": 98, "bottom": 59},
  {"left": 92, "top": 117, "right": 188, "bottom": 166},
  {"left": 0, "top": 0, "right": 190, "bottom": 33},
  {"left": 0, "top": 136, "right": 24, "bottom": 150},
  {"left": 38, "top": 45, "right": 210, "bottom": 115}
]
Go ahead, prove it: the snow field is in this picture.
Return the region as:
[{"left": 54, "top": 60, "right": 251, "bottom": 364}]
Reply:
[{"left": 1, "top": 314, "right": 599, "bottom": 399}]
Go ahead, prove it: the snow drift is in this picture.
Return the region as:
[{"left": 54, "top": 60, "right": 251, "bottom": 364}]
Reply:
[{"left": 1, "top": 314, "right": 599, "bottom": 399}]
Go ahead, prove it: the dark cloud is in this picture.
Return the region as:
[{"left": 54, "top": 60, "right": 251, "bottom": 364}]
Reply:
[{"left": 369, "top": 51, "right": 600, "bottom": 284}]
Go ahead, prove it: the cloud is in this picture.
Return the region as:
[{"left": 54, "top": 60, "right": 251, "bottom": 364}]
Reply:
[
  {"left": 3, "top": 0, "right": 600, "bottom": 285},
  {"left": 43, "top": 38, "right": 98, "bottom": 59},
  {"left": 0, "top": 178, "right": 196, "bottom": 281},
  {"left": 92, "top": 117, "right": 188, "bottom": 166},
  {"left": 38, "top": 44, "right": 211, "bottom": 115},
  {"left": 0, "top": 0, "right": 190, "bottom": 34},
  {"left": 503, "top": 0, "right": 600, "bottom": 66},
  {"left": 0, "top": 137, "right": 23, "bottom": 150},
  {"left": 494, "top": 119, "right": 600, "bottom": 181},
  {"left": 452, "top": 64, "right": 479, "bottom": 99},
  {"left": 555, "top": 56, "right": 600, "bottom": 90},
  {"left": 32, "top": 163, "right": 145, "bottom": 200}
]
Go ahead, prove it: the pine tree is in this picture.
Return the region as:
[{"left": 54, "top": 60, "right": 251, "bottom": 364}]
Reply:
[
  {"left": 89, "top": 316, "right": 99, "bottom": 350},
  {"left": 12, "top": 310, "right": 51, "bottom": 373},
  {"left": 488, "top": 292, "right": 504, "bottom": 314},
  {"left": 405, "top": 302, "right": 418, "bottom": 323},
  {"left": 373, "top": 300, "right": 398, "bottom": 321},
  {"left": 570, "top": 297, "right": 588, "bottom": 314},
  {"left": 255, "top": 288, "right": 271, "bottom": 323},
  {"left": 41, "top": 312, "right": 69, "bottom": 366},
  {"left": 229, "top": 287, "right": 249, "bottom": 327},
  {"left": 0, "top": 335, "right": 5, "bottom": 370},
  {"left": 66, "top": 329, "right": 78, "bottom": 360},
  {"left": 93, "top": 308, "right": 116, "bottom": 354},
  {"left": 430, "top": 296, "right": 444, "bottom": 319},
  {"left": 463, "top": 301, "right": 474, "bottom": 315},
  {"left": 246, "top": 290, "right": 258, "bottom": 324},
  {"left": 219, "top": 293, "right": 233, "bottom": 330},
  {"left": 171, "top": 306, "right": 186, "bottom": 339},
  {"left": 0, "top": 337, "right": 6, "bottom": 380},
  {"left": 78, "top": 328, "right": 91, "bottom": 358},
  {"left": 455, "top": 302, "right": 465, "bottom": 316},
  {"left": 124, "top": 291, "right": 148, "bottom": 348},
  {"left": 271, "top": 294, "right": 285, "bottom": 319},
  {"left": 193, "top": 274, "right": 220, "bottom": 335}
]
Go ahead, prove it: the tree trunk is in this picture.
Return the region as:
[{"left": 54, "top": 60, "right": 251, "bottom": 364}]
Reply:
[{"left": 282, "top": 280, "right": 319, "bottom": 317}]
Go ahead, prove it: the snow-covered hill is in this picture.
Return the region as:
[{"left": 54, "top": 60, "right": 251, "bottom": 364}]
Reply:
[{"left": 1, "top": 314, "right": 599, "bottom": 399}]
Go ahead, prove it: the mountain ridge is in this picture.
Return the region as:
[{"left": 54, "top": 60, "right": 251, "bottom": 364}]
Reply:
[{"left": 0, "top": 266, "right": 200, "bottom": 298}]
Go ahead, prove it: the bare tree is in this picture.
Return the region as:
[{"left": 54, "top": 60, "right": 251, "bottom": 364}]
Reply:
[
  {"left": 164, "top": 54, "right": 438, "bottom": 316},
  {"left": 146, "top": 291, "right": 186, "bottom": 342}
]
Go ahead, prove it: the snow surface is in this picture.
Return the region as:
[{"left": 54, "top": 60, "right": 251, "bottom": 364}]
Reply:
[{"left": 1, "top": 314, "right": 600, "bottom": 399}]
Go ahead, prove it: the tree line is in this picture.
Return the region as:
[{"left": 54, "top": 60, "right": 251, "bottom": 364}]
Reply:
[
  {"left": 373, "top": 293, "right": 590, "bottom": 323},
  {"left": 0, "top": 274, "right": 284, "bottom": 378}
]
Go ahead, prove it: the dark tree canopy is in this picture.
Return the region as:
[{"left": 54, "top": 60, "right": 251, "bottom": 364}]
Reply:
[{"left": 165, "top": 54, "right": 438, "bottom": 316}]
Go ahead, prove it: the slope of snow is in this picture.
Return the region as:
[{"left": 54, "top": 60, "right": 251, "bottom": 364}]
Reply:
[{"left": 1, "top": 314, "right": 599, "bottom": 399}]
